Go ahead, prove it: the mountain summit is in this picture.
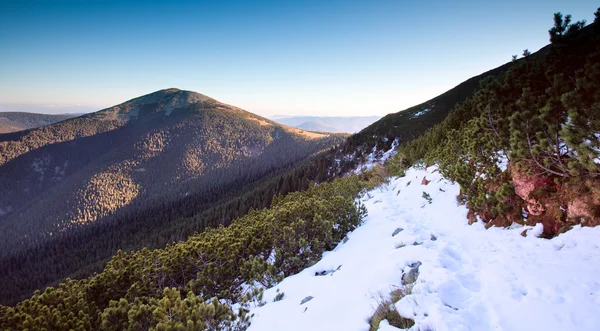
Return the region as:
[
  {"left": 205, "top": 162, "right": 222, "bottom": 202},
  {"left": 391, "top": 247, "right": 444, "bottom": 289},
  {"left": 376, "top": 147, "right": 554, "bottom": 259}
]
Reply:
[{"left": 95, "top": 88, "right": 217, "bottom": 119}]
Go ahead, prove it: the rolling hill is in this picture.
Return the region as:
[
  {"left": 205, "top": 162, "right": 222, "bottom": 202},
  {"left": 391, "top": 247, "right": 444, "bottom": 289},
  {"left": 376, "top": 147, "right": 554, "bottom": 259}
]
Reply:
[
  {"left": 0, "top": 112, "right": 77, "bottom": 134},
  {"left": 0, "top": 88, "right": 345, "bottom": 304}
]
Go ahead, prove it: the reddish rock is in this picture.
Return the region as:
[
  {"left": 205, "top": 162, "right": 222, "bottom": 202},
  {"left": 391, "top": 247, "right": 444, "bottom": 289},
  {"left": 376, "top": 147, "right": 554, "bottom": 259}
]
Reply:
[
  {"left": 527, "top": 215, "right": 557, "bottom": 238},
  {"left": 510, "top": 164, "right": 558, "bottom": 217},
  {"left": 568, "top": 195, "right": 599, "bottom": 224},
  {"left": 564, "top": 183, "right": 600, "bottom": 227},
  {"left": 527, "top": 199, "right": 546, "bottom": 216},
  {"left": 421, "top": 176, "right": 430, "bottom": 185},
  {"left": 567, "top": 197, "right": 589, "bottom": 219},
  {"left": 467, "top": 209, "right": 478, "bottom": 225},
  {"left": 511, "top": 165, "right": 555, "bottom": 200},
  {"left": 485, "top": 215, "right": 513, "bottom": 229}
]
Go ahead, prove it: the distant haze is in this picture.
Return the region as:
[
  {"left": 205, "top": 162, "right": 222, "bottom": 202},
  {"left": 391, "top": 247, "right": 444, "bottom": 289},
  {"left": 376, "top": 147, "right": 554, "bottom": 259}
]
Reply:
[
  {"left": 271, "top": 115, "right": 381, "bottom": 133},
  {"left": 0, "top": 103, "right": 96, "bottom": 115}
]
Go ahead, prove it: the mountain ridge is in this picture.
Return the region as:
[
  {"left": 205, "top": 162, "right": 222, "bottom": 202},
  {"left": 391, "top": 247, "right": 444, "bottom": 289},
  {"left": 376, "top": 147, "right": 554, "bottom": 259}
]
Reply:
[{"left": 0, "top": 112, "right": 78, "bottom": 134}]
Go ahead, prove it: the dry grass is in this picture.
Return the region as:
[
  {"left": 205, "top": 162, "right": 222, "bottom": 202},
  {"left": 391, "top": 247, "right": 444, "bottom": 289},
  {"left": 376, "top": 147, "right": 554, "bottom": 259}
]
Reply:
[
  {"left": 284, "top": 126, "right": 327, "bottom": 139},
  {"left": 247, "top": 117, "right": 327, "bottom": 139},
  {"left": 247, "top": 117, "right": 272, "bottom": 126},
  {"left": 368, "top": 285, "right": 415, "bottom": 330}
]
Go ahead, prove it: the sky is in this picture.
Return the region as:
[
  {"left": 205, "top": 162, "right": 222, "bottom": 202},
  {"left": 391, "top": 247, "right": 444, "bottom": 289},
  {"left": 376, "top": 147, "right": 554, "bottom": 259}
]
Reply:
[{"left": 0, "top": 0, "right": 597, "bottom": 117}]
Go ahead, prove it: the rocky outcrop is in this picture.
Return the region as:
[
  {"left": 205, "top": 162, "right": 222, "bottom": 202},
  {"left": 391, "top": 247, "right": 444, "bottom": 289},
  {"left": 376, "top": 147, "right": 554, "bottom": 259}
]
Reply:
[
  {"left": 567, "top": 188, "right": 600, "bottom": 227},
  {"left": 509, "top": 164, "right": 600, "bottom": 237},
  {"left": 511, "top": 166, "right": 555, "bottom": 216}
]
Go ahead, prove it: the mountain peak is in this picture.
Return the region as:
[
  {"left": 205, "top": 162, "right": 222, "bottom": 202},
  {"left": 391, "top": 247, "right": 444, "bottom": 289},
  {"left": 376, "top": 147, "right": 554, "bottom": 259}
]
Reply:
[
  {"left": 98, "top": 88, "right": 217, "bottom": 118},
  {"left": 134, "top": 88, "right": 215, "bottom": 105}
]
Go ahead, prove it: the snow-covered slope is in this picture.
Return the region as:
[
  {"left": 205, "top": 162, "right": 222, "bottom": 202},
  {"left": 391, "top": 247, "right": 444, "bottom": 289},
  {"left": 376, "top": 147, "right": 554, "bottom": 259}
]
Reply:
[{"left": 248, "top": 165, "right": 600, "bottom": 331}]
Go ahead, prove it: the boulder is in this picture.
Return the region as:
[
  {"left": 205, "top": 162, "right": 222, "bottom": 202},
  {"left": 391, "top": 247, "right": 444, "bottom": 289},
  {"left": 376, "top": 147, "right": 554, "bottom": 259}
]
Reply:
[{"left": 300, "top": 296, "right": 313, "bottom": 305}]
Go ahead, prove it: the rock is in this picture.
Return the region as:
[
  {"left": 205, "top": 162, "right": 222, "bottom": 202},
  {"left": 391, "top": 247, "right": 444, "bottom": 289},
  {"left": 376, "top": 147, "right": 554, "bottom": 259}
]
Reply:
[
  {"left": 527, "top": 199, "right": 546, "bottom": 216},
  {"left": 485, "top": 214, "right": 514, "bottom": 229},
  {"left": 342, "top": 235, "right": 349, "bottom": 244},
  {"left": 567, "top": 191, "right": 600, "bottom": 226},
  {"left": 402, "top": 262, "right": 422, "bottom": 285},
  {"left": 412, "top": 241, "right": 422, "bottom": 246},
  {"left": 511, "top": 165, "right": 554, "bottom": 201},
  {"left": 392, "top": 228, "right": 404, "bottom": 237},
  {"left": 467, "top": 209, "right": 478, "bottom": 225},
  {"left": 300, "top": 296, "right": 313, "bottom": 305},
  {"left": 510, "top": 164, "right": 555, "bottom": 216},
  {"left": 430, "top": 234, "right": 437, "bottom": 241},
  {"left": 314, "top": 265, "right": 342, "bottom": 276},
  {"left": 409, "top": 261, "right": 422, "bottom": 268}
]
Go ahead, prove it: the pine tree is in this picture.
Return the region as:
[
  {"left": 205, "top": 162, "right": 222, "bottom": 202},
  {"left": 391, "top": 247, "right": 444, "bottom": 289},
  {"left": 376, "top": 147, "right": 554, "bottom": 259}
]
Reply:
[
  {"left": 549, "top": 12, "right": 572, "bottom": 42},
  {"left": 549, "top": 12, "right": 586, "bottom": 43}
]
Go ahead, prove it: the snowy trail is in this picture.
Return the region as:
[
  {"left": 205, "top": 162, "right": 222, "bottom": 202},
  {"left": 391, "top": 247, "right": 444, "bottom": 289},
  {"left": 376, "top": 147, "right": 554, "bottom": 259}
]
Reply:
[{"left": 248, "top": 166, "right": 600, "bottom": 331}]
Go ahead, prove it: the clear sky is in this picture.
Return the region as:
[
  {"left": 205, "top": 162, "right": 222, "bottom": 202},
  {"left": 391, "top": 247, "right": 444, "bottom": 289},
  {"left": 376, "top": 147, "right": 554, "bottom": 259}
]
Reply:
[{"left": 0, "top": 0, "right": 597, "bottom": 116}]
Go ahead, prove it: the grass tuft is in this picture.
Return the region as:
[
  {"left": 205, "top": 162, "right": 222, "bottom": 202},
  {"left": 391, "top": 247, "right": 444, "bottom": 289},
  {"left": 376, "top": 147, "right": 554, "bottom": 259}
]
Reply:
[{"left": 368, "top": 285, "right": 415, "bottom": 330}]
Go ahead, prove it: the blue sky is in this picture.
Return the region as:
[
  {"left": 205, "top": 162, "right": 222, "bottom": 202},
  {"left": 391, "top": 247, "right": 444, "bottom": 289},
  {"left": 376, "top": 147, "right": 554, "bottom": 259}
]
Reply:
[{"left": 0, "top": 0, "right": 597, "bottom": 116}]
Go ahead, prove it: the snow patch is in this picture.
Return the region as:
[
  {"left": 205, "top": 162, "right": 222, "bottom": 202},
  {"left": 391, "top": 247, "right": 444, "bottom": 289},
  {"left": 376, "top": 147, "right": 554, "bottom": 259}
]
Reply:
[
  {"left": 248, "top": 165, "right": 600, "bottom": 331},
  {"left": 353, "top": 138, "right": 399, "bottom": 174},
  {"left": 31, "top": 155, "right": 51, "bottom": 181},
  {"left": 496, "top": 153, "right": 509, "bottom": 172},
  {"left": 412, "top": 108, "right": 431, "bottom": 118}
]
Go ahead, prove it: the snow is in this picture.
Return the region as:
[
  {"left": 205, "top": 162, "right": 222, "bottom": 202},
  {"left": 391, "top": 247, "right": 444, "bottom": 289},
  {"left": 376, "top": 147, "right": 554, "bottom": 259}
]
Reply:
[
  {"left": 592, "top": 133, "right": 600, "bottom": 164},
  {"left": 496, "top": 153, "right": 508, "bottom": 172},
  {"left": 353, "top": 139, "right": 399, "bottom": 174},
  {"left": 412, "top": 108, "right": 430, "bottom": 118},
  {"left": 247, "top": 165, "right": 600, "bottom": 331},
  {"left": 379, "top": 320, "right": 402, "bottom": 331}
]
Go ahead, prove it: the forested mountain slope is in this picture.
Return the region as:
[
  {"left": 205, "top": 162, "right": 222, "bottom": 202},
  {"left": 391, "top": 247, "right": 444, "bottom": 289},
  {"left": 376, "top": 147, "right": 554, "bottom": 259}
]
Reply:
[
  {"left": 338, "top": 44, "right": 552, "bottom": 164},
  {"left": 382, "top": 14, "right": 600, "bottom": 237},
  {"left": 249, "top": 15, "right": 600, "bottom": 330},
  {"left": 0, "top": 112, "right": 77, "bottom": 134},
  {"left": 0, "top": 88, "right": 345, "bottom": 304},
  {"left": 0, "top": 168, "right": 372, "bottom": 330}
]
